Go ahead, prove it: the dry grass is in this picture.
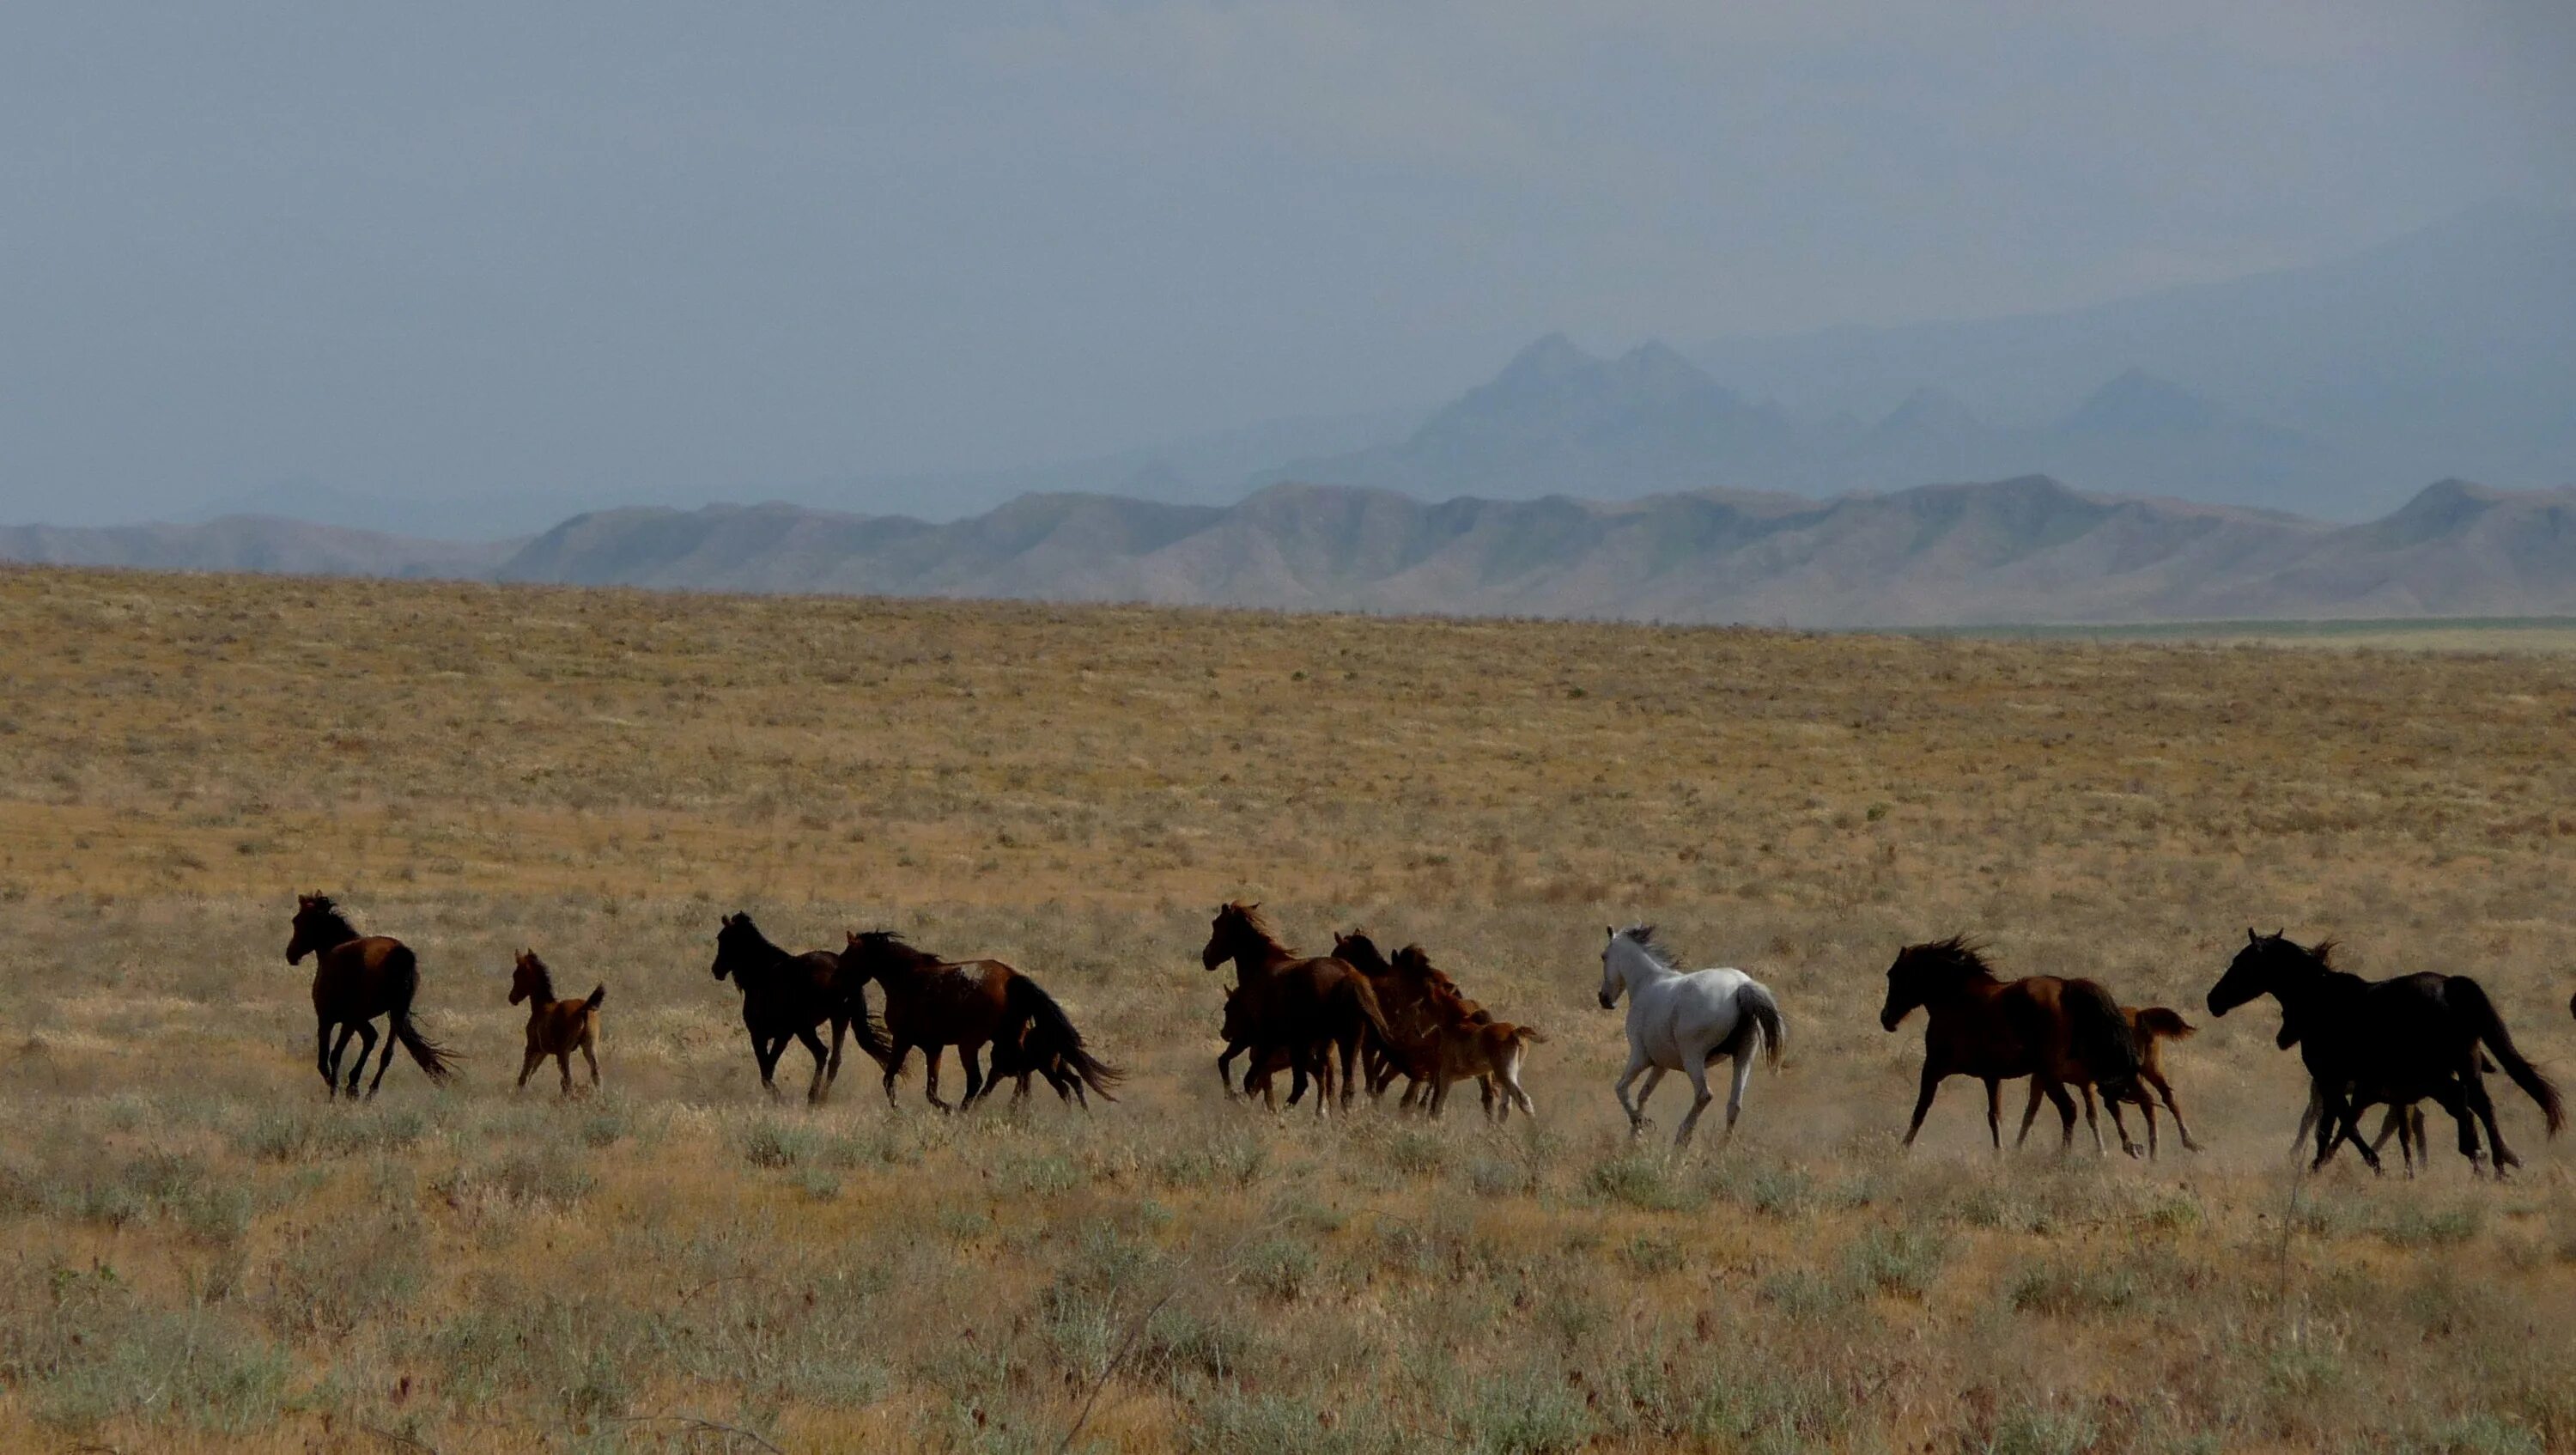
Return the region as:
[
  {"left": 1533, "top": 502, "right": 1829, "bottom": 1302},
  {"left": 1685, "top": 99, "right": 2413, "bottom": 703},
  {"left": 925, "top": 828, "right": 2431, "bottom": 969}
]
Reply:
[{"left": 3, "top": 564, "right": 2575, "bottom": 1453}]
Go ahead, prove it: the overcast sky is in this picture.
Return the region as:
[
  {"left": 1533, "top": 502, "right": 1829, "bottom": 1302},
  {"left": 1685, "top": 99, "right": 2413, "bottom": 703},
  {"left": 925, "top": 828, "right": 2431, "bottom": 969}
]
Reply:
[{"left": 3, "top": 3, "right": 2570, "bottom": 524}]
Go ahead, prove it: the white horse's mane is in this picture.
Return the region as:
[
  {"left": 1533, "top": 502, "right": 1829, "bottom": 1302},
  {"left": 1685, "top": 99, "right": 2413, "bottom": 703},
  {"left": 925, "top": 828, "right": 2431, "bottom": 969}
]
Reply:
[{"left": 1616, "top": 924, "right": 1674, "bottom": 971}]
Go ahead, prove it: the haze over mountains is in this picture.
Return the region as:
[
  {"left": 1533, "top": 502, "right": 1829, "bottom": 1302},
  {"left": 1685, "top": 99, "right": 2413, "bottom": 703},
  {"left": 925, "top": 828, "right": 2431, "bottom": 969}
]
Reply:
[{"left": 6, "top": 204, "right": 2572, "bottom": 626}]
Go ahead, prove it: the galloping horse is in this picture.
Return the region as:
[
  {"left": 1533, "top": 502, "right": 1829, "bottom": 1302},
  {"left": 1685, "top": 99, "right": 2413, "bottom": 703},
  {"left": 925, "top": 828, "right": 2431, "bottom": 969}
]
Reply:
[
  {"left": 1200, "top": 903, "right": 1392, "bottom": 1112},
  {"left": 2208, "top": 930, "right": 2561, "bottom": 1175},
  {"left": 2013, "top": 1004, "right": 2201, "bottom": 1158},
  {"left": 1413, "top": 959, "right": 1544, "bottom": 1121},
  {"left": 1598, "top": 926, "right": 1785, "bottom": 1146},
  {"left": 508, "top": 950, "right": 604, "bottom": 1097},
  {"left": 1879, "top": 936, "right": 2138, "bottom": 1154},
  {"left": 842, "top": 931, "right": 1120, "bottom": 1111},
  {"left": 288, "top": 893, "right": 457, "bottom": 1099},
  {"left": 711, "top": 913, "right": 884, "bottom": 1104},
  {"left": 1333, "top": 931, "right": 1483, "bottom": 1109}
]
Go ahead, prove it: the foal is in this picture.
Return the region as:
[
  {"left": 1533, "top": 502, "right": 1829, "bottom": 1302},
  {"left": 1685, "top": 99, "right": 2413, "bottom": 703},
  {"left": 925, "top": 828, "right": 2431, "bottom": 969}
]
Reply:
[
  {"left": 1417, "top": 972, "right": 1544, "bottom": 1121},
  {"left": 508, "top": 950, "right": 604, "bottom": 1096}
]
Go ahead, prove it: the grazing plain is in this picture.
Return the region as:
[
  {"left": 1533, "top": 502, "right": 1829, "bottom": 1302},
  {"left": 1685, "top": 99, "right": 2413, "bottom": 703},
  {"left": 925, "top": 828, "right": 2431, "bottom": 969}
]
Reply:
[{"left": 3, "top": 565, "right": 2575, "bottom": 1454}]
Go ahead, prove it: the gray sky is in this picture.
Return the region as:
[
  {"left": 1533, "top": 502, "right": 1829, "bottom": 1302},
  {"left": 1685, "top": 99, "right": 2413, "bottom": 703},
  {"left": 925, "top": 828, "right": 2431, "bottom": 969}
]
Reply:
[{"left": 3, "top": 2, "right": 2570, "bottom": 525}]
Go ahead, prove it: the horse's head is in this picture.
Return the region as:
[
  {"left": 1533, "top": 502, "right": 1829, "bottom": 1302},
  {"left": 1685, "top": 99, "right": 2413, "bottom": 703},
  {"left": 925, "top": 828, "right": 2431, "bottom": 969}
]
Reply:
[
  {"left": 712, "top": 912, "right": 761, "bottom": 982},
  {"left": 287, "top": 892, "right": 349, "bottom": 965},
  {"left": 1880, "top": 935, "right": 1987, "bottom": 1031},
  {"left": 842, "top": 928, "right": 908, "bottom": 982},
  {"left": 2208, "top": 928, "right": 2311, "bottom": 1018},
  {"left": 1599, "top": 924, "right": 1655, "bottom": 1008},
  {"left": 508, "top": 949, "right": 550, "bottom": 1006},
  {"left": 1203, "top": 901, "right": 1261, "bottom": 971},
  {"left": 1334, "top": 930, "right": 1393, "bottom": 977}
]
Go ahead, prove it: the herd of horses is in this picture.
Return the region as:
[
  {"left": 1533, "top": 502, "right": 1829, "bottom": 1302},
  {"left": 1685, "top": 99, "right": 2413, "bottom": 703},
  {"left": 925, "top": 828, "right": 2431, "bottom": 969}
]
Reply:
[{"left": 288, "top": 892, "right": 2572, "bottom": 1178}]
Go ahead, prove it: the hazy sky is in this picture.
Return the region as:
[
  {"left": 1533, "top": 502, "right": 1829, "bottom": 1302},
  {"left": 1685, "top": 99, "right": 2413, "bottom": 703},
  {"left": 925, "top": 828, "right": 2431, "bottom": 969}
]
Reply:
[{"left": 3, "top": 3, "right": 2571, "bottom": 524}]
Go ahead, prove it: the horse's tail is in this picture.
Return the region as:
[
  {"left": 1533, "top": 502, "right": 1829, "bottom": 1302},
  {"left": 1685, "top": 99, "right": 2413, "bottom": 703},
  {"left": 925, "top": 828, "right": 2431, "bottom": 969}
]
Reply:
[
  {"left": 584, "top": 983, "right": 607, "bottom": 1012},
  {"left": 1005, "top": 976, "right": 1122, "bottom": 1102},
  {"left": 1513, "top": 1026, "right": 1549, "bottom": 1045},
  {"left": 1735, "top": 981, "right": 1787, "bottom": 1071},
  {"left": 1336, "top": 972, "right": 1396, "bottom": 1048},
  {"left": 2454, "top": 977, "right": 2562, "bottom": 1135},
  {"left": 2064, "top": 980, "right": 2139, "bottom": 1099},
  {"left": 2134, "top": 1006, "right": 2196, "bottom": 1043},
  {"left": 383, "top": 945, "right": 458, "bottom": 1083}
]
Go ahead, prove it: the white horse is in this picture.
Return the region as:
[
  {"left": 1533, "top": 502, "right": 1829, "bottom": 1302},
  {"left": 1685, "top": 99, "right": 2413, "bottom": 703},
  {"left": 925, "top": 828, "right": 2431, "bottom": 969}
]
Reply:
[{"left": 1598, "top": 925, "right": 1786, "bottom": 1146}]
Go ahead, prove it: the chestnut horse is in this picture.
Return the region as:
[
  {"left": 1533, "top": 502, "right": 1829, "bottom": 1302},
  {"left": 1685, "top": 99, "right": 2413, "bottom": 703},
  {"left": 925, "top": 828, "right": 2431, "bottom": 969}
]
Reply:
[
  {"left": 1200, "top": 903, "right": 1393, "bottom": 1113},
  {"left": 1413, "top": 959, "right": 1545, "bottom": 1121},
  {"left": 288, "top": 893, "right": 457, "bottom": 1099},
  {"left": 508, "top": 950, "right": 604, "bottom": 1096},
  {"left": 2014, "top": 1004, "right": 2201, "bottom": 1158},
  {"left": 711, "top": 913, "right": 885, "bottom": 1104},
  {"left": 1880, "top": 937, "right": 2141, "bottom": 1154},
  {"left": 841, "top": 931, "right": 1121, "bottom": 1111},
  {"left": 1334, "top": 932, "right": 1479, "bottom": 1108}
]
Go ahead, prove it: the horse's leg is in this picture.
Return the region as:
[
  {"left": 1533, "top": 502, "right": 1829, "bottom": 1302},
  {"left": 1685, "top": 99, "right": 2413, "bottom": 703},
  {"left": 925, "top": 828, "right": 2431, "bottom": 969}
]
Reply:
[
  {"left": 1480, "top": 1074, "right": 1498, "bottom": 1123},
  {"left": 1985, "top": 1078, "right": 2007, "bottom": 1152},
  {"left": 793, "top": 1026, "right": 833, "bottom": 1104},
  {"left": 316, "top": 1017, "right": 341, "bottom": 1096},
  {"left": 882, "top": 1042, "right": 909, "bottom": 1107},
  {"left": 2137, "top": 1091, "right": 2159, "bottom": 1159},
  {"left": 1217, "top": 1041, "right": 1242, "bottom": 1099},
  {"left": 2458, "top": 1070, "right": 2518, "bottom": 1174},
  {"left": 363, "top": 1016, "right": 400, "bottom": 1098},
  {"left": 330, "top": 1022, "right": 366, "bottom": 1097},
  {"left": 751, "top": 1026, "right": 786, "bottom": 1099},
  {"left": 2099, "top": 1090, "right": 2140, "bottom": 1159},
  {"left": 2013, "top": 1081, "right": 2047, "bottom": 1149},
  {"left": 1721, "top": 1050, "right": 1755, "bottom": 1139},
  {"left": 1336, "top": 1031, "right": 1361, "bottom": 1113},
  {"left": 556, "top": 1049, "right": 574, "bottom": 1096},
  {"left": 1630, "top": 1067, "right": 1668, "bottom": 1139},
  {"left": 1426, "top": 1070, "right": 1449, "bottom": 1118},
  {"left": 922, "top": 1045, "right": 951, "bottom": 1111},
  {"left": 345, "top": 1020, "right": 380, "bottom": 1097},
  {"left": 958, "top": 1043, "right": 987, "bottom": 1108},
  {"left": 1671, "top": 1058, "right": 1715, "bottom": 1148},
  {"left": 2152, "top": 1072, "right": 2201, "bottom": 1152},
  {"left": 1612, "top": 1049, "right": 1655, "bottom": 1135},
  {"left": 2038, "top": 1080, "right": 2079, "bottom": 1152},
  {"left": 580, "top": 1034, "right": 600, "bottom": 1091},
  {"left": 1901, "top": 1062, "right": 1944, "bottom": 1148},
  {"left": 2290, "top": 1085, "right": 2322, "bottom": 1158},
  {"left": 517, "top": 1044, "right": 543, "bottom": 1091},
  {"left": 823, "top": 1014, "right": 848, "bottom": 1096},
  {"left": 2076, "top": 1083, "right": 2104, "bottom": 1154}
]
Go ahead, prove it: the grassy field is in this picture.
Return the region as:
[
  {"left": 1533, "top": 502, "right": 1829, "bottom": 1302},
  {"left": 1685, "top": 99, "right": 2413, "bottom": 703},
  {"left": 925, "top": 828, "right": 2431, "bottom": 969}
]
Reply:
[{"left": 3, "top": 564, "right": 2575, "bottom": 1454}]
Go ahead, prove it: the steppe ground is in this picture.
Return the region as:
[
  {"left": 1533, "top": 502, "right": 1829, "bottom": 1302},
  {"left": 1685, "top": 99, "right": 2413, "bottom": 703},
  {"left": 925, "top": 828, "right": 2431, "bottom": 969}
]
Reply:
[{"left": 3, "top": 565, "right": 2575, "bottom": 1455}]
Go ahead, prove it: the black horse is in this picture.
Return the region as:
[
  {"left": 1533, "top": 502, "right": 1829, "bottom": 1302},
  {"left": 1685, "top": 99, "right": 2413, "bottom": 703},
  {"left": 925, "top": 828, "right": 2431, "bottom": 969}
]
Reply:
[
  {"left": 711, "top": 913, "right": 888, "bottom": 1104},
  {"left": 2208, "top": 930, "right": 2561, "bottom": 1175}
]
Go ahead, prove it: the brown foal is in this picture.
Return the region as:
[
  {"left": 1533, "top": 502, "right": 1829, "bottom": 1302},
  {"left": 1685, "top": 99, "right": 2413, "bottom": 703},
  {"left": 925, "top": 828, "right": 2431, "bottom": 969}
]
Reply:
[{"left": 508, "top": 950, "right": 603, "bottom": 1096}]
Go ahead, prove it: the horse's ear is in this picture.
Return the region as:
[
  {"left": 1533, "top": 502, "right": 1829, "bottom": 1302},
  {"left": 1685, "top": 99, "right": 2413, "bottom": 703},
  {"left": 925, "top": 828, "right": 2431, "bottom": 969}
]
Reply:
[
  {"left": 1604, "top": 925, "right": 1615, "bottom": 940},
  {"left": 2275, "top": 927, "right": 2286, "bottom": 940},
  {"left": 2247, "top": 927, "right": 2258, "bottom": 945}
]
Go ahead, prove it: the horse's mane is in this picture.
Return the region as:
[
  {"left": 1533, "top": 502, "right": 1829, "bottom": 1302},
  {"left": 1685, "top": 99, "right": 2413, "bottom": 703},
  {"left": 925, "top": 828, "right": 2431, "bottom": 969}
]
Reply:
[
  {"left": 1334, "top": 930, "right": 1394, "bottom": 975},
  {"left": 1617, "top": 924, "right": 1674, "bottom": 971},
  {"left": 849, "top": 928, "right": 943, "bottom": 968},
  {"left": 1225, "top": 901, "right": 1287, "bottom": 947},
  {"left": 1904, "top": 934, "right": 1995, "bottom": 979},
  {"left": 299, "top": 896, "right": 360, "bottom": 946},
  {"left": 518, "top": 953, "right": 557, "bottom": 1003}
]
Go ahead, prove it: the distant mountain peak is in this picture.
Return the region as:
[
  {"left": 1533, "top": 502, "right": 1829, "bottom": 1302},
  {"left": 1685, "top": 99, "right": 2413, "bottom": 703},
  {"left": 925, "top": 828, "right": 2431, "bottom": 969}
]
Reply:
[
  {"left": 1873, "top": 386, "right": 1986, "bottom": 441},
  {"left": 2063, "top": 368, "right": 2225, "bottom": 435},
  {"left": 1492, "top": 332, "right": 1596, "bottom": 386}
]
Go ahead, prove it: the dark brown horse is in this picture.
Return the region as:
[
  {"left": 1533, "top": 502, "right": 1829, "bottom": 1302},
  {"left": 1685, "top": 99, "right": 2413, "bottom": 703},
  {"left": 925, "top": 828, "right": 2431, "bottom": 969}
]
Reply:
[
  {"left": 711, "top": 913, "right": 885, "bottom": 1104},
  {"left": 287, "top": 893, "right": 457, "bottom": 1099},
  {"left": 1200, "top": 903, "right": 1393, "bottom": 1113},
  {"left": 842, "top": 931, "right": 1120, "bottom": 1111},
  {"left": 1880, "top": 936, "right": 2142, "bottom": 1154},
  {"left": 508, "top": 950, "right": 604, "bottom": 1097},
  {"left": 2014, "top": 1004, "right": 2202, "bottom": 1158}
]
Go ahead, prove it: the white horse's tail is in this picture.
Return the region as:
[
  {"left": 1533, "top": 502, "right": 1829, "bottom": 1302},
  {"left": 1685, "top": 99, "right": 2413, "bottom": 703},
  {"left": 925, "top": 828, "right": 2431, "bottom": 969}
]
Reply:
[{"left": 1734, "top": 981, "right": 1786, "bottom": 1071}]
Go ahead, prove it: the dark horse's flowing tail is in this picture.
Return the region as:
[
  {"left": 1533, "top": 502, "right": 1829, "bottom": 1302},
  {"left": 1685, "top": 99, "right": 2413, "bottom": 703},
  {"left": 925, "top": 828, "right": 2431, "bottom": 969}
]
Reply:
[
  {"left": 2064, "top": 980, "right": 2140, "bottom": 1100},
  {"left": 2454, "top": 977, "right": 2563, "bottom": 1135},
  {"left": 1005, "top": 976, "right": 1123, "bottom": 1101},
  {"left": 385, "top": 947, "right": 458, "bottom": 1082},
  {"left": 1331, "top": 972, "right": 1396, "bottom": 1050},
  {"left": 585, "top": 983, "right": 607, "bottom": 1011}
]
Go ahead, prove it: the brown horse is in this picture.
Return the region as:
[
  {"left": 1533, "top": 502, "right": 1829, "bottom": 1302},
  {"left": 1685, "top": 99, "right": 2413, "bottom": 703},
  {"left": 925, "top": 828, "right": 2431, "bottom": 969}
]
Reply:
[
  {"left": 1880, "top": 937, "right": 2142, "bottom": 1154},
  {"left": 2014, "top": 1004, "right": 2202, "bottom": 1157},
  {"left": 1415, "top": 967, "right": 1544, "bottom": 1121},
  {"left": 1200, "top": 903, "right": 1393, "bottom": 1112},
  {"left": 508, "top": 950, "right": 603, "bottom": 1097},
  {"left": 711, "top": 913, "right": 885, "bottom": 1104},
  {"left": 1333, "top": 932, "right": 1476, "bottom": 1108},
  {"left": 842, "top": 931, "right": 1120, "bottom": 1111},
  {"left": 288, "top": 893, "right": 457, "bottom": 1099}
]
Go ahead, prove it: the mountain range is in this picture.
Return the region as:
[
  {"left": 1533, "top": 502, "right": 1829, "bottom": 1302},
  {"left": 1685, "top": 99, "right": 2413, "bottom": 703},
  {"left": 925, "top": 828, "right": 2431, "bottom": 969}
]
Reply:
[{"left": 13, "top": 476, "right": 2573, "bottom": 629}]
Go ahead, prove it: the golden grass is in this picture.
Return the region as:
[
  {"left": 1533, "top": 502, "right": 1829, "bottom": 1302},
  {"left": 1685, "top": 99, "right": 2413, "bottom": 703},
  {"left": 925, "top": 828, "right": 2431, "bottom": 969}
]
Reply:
[{"left": 3, "top": 563, "right": 2575, "bottom": 1452}]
